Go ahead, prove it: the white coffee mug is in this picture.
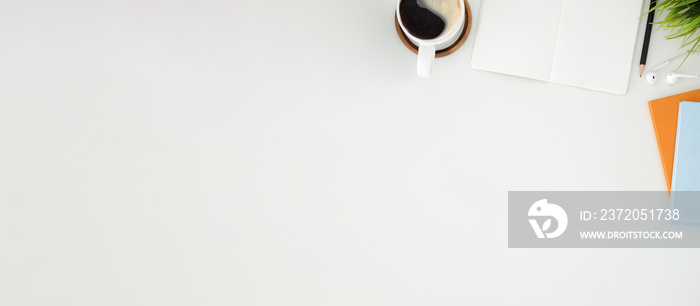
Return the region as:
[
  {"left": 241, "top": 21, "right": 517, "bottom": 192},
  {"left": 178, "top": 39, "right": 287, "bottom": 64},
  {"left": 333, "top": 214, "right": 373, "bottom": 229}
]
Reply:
[{"left": 396, "top": 0, "right": 465, "bottom": 78}]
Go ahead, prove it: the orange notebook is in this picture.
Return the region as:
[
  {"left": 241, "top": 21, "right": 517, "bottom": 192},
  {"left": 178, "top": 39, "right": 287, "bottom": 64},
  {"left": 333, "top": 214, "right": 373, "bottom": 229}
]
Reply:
[{"left": 648, "top": 89, "right": 700, "bottom": 191}]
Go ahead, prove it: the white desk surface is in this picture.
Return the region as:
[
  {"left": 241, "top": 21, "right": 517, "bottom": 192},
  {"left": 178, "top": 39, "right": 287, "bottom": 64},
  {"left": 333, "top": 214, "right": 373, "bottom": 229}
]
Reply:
[{"left": 2, "top": 0, "right": 700, "bottom": 305}]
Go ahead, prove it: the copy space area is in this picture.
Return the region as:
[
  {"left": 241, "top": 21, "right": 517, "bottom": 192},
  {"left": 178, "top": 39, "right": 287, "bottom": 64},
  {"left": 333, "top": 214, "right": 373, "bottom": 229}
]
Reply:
[{"left": 1, "top": 1, "right": 699, "bottom": 305}]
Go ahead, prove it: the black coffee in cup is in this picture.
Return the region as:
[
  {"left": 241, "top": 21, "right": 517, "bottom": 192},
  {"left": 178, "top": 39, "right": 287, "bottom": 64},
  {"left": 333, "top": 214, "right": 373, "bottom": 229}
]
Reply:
[{"left": 399, "top": 0, "right": 461, "bottom": 40}]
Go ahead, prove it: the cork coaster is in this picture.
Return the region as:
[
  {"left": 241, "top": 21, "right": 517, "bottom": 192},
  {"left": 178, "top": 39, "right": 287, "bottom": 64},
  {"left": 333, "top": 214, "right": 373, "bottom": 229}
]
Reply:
[{"left": 394, "top": 0, "right": 472, "bottom": 58}]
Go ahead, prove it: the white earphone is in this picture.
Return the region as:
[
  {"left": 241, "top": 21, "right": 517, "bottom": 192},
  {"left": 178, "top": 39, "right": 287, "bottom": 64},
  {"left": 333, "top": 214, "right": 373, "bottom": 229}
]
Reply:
[
  {"left": 667, "top": 73, "right": 699, "bottom": 85},
  {"left": 646, "top": 72, "right": 659, "bottom": 84},
  {"left": 645, "top": 50, "right": 699, "bottom": 85}
]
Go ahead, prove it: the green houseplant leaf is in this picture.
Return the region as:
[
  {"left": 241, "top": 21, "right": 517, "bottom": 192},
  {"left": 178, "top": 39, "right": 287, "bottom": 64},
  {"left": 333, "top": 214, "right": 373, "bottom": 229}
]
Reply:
[{"left": 646, "top": 0, "right": 700, "bottom": 66}]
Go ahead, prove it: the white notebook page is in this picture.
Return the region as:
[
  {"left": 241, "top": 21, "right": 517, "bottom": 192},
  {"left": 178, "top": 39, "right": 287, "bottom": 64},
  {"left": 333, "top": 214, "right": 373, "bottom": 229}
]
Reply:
[{"left": 471, "top": 0, "right": 644, "bottom": 94}]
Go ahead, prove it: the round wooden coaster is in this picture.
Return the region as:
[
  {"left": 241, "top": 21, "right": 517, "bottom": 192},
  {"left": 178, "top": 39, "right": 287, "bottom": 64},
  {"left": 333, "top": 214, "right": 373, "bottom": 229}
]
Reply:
[{"left": 394, "top": 0, "right": 472, "bottom": 58}]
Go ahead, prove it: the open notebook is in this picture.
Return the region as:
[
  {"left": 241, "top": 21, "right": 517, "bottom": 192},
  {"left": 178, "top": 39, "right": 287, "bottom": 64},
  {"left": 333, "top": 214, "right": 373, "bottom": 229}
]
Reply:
[{"left": 471, "top": 0, "right": 645, "bottom": 95}]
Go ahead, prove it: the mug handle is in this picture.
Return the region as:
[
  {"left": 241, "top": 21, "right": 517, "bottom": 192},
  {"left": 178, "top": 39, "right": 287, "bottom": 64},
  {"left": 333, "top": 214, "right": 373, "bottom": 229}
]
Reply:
[{"left": 417, "top": 44, "right": 435, "bottom": 78}]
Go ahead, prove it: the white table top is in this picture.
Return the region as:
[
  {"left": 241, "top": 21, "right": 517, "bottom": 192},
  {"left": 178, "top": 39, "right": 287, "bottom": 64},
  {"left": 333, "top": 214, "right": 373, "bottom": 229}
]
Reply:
[{"left": 1, "top": 0, "right": 699, "bottom": 305}]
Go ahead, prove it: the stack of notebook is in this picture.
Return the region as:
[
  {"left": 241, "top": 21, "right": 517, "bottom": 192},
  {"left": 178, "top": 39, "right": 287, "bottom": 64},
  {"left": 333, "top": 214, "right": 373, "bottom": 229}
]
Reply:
[{"left": 649, "top": 91, "right": 700, "bottom": 225}]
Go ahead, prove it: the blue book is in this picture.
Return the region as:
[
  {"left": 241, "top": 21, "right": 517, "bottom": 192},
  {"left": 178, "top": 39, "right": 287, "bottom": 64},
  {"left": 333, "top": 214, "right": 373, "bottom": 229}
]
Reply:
[{"left": 670, "top": 101, "right": 700, "bottom": 225}]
